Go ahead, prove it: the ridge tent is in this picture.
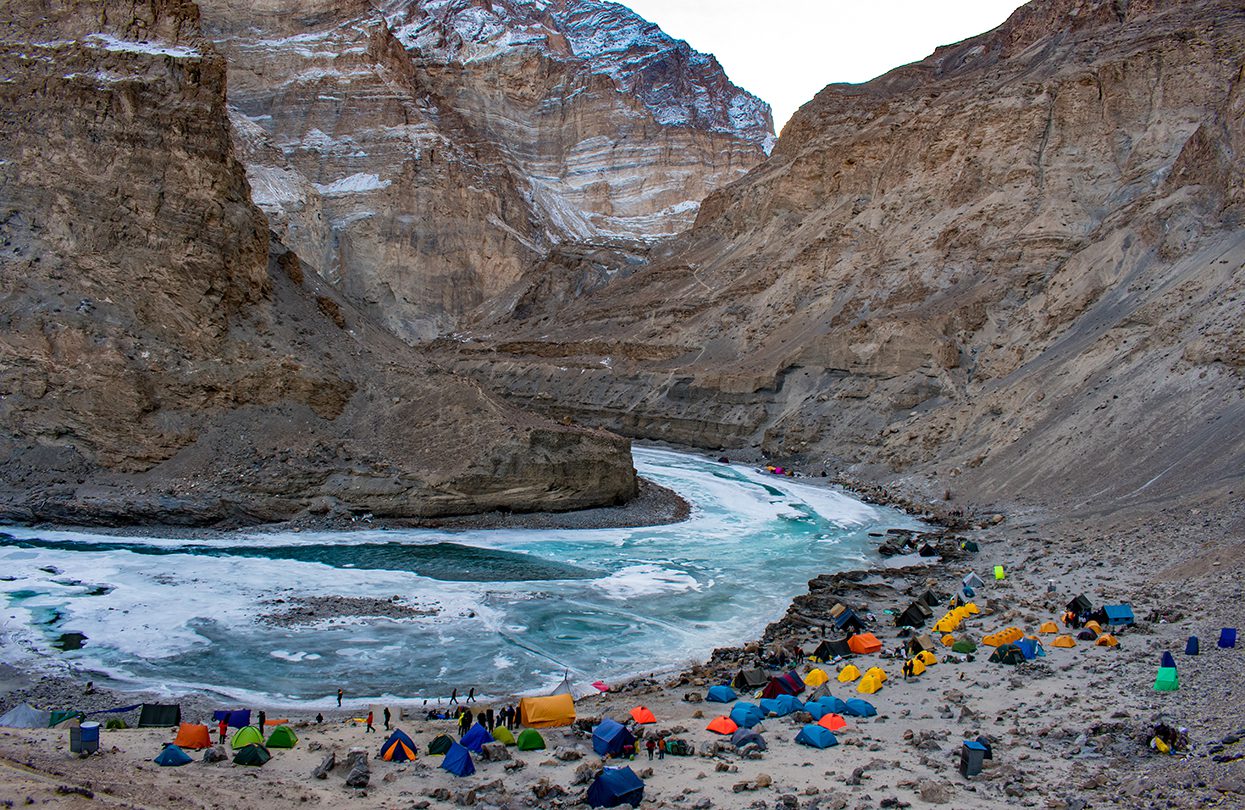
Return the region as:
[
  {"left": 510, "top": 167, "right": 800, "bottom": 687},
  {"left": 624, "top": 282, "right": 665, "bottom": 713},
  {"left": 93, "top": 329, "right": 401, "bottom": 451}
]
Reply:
[
  {"left": 843, "top": 699, "right": 876, "bottom": 718},
  {"left": 812, "top": 639, "right": 852, "bottom": 661},
  {"left": 961, "top": 540, "right": 980, "bottom": 552},
  {"left": 1039, "top": 622, "right": 1059, "bottom": 634},
  {"left": 519, "top": 694, "right": 575, "bottom": 728},
  {"left": 232, "top": 743, "right": 271, "bottom": 767},
  {"left": 832, "top": 607, "right": 865, "bottom": 634},
  {"left": 896, "top": 602, "right": 932, "bottom": 628},
  {"left": 707, "top": 716, "right": 738, "bottom": 735},
  {"left": 379, "top": 729, "right": 417, "bottom": 762},
  {"left": 0, "top": 704, "right": 51, "bottom": 729},
  {"left": 1103, "top": 605, "right": 1135, "bottom": 627},
  {"left": 952, "top": 639, "right": 977, "bottom": 654},
  {"left": 460, "top": 722, "right": 493, "bottom": 753},
  {"left": 706, "top": 685, "right": 737, "bottom": 703},
  {"left": 1014, "top": 639, "right": 1045, "bottom": 660},
  {"left": 906, "top": 634, "right": 937, "bottom": 656},
  {"left": 516, "top": 728, "right": 546, "bottom": 751},
  {"left": 795, "top": 724, "right": 838, "bottom": 749},
  {"left": 856, "top": 675, "right": 882, "bottom": 694},
  {"left": 1096, "top": 634, "right": 1119, "bottom": 647},
  {"left": 630, "top": 706, "right": 656, "bottom": 725},
  {"left": 760, "top": 671, "right": 805, "bottom": 699},
  {"left": 266, "top": 725, "right": 298, "bottom": 749},
  {"left": 730, "top": 728, "right": 766, "bottom": 750},
  {"left": 1052, "top": 635, "right": 1077, "bottom": 648},
  {"left": 733, "top": 668, "right": 769, "bottom": 690},
  {"left": 592, "top": 718, "right": 636, "bottom": 757},
  {"left": 1186, "top": 636, "right": 1200, "bottom": 655},
  {"left": 492, "top": 726, "right": 516, "bottom": 746},
  {"left": 587, "top": 765, "right": 645, "bottom": 809},
  {"left": 837, "top": 664, "right": 861, "bottom": 683},
  {"left": 441, "top": 742, "right": 475, "bottom": 777},
  {"left": 847, "top": 633, "right": 883, "bottom": 655},
  {"left": 173, "top": 723, "right": 212, "bottom": 749},
  {"left": 818, "top": 713, "right": 847, "bottom": 732},
  {"left": 804, "top": 668, "right": 829, "bottom": 687},
  {"left": 1220, "top": 628, "right": 1238, "bottom": 649},
  {"left": 138, "top": 704, "right": 181, "bottom": 728},
  {"left": 919, "top": 589, "right": 945, "bottom": 607},
  {"left": 1154, "top": 667, "right": 1179, "bottom": 692},
  {"left": 427, "top": 734, "right": 455, "bottom": 755},
  {"left": 230, "top": 726, "right": 265, "bottom": 749},
  {"left": 963, "top": 573, "right": 986, "bottom": 591},
  {"left": 1161, "top": 652, "right": 1177, "bottom": 669},
  {"left": 989, "top": 644, "right": 1025, "bottom": 666},
  {"left": 153, "top": 743, "right": 192, "bottom": 766},
  {"left": 729, "top": 703, "right": 765, "bottom": 729},
  {"left": 212, "top": 709, "right": 250, "bottom": 729},
  {"left": 1067, "top": 595, "right": 1094, "bottom": 615}
]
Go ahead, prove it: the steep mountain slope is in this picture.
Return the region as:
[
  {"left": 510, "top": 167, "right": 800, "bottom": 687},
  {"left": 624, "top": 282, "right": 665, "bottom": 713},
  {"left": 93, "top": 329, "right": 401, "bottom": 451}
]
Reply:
[
  {"left": 447, "top": 0, "right": 1245, "bottom": 512},
  {"left": 0, "top": 0, "right": 636, "bottom": 526},
  {"left": 199, "top": 0, "right": 773, "bottom": 341}
]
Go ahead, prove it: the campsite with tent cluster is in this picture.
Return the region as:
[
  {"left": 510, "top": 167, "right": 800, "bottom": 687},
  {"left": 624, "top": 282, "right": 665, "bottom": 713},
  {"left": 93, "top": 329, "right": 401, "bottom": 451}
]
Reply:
[{"left": 1, "top": 530, "right": 1237, "bottom": 809}]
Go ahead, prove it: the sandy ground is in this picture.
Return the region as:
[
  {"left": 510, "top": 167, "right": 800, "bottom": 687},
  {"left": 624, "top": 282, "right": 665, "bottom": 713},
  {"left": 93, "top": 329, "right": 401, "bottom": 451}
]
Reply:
[{"left": 1, "top": 480, "right": 1242, "bottom": 809}]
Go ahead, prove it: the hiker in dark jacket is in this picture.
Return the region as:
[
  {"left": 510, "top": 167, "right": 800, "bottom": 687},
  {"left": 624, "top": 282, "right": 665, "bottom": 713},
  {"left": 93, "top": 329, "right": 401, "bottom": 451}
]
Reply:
[{"left": 383, "top": 707, "right": 391, "bottom": 730}]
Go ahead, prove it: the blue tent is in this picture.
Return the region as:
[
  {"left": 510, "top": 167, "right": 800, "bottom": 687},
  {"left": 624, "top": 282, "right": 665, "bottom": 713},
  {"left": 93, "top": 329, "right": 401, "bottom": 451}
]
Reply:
[
  {"left": 212, "top": 709, "right": 250, "bottom": 729},
  {"left": 587, "top": 765, "right": 645, "bottom": 808},
  {"left": 1160, "top": 651, "right": 1177, "bottom": 670},
  {"left": 441, "top": 742, "right": 475, "bottom": 777},
  {"left": 1186, "top": 636, "right": 1200, "bottom": 655},
  {"left": 592, "top": 718, "right": 636, "bottom": 757},
  {"left": 379, "top": 729, "right": 418, "bottom": 762},
  {"left": 759, "top": 695, "right": 803, "bottom": 717},
  {"left": 1014, "top": 638, "right": 1046, "bottom": 660},
  {"left": 460, "top": 722, "right": 493, "bottom": 753},
  {"left": 843, "top": 699, "right": 877, "bottom": 718},
  {"left": 1103, "top": 604, "right": 1135, "bottom": 627},
  {"left": 730, "top": 728, "right": 767, "bottom": 750},
  {"left": 729, "top": 703, "right": 765, "bottom": 729},
  {"left": 1220, "top": 628, "right": 1237, "bottom": 649},
  {"left": 795, "top": 724, "right": 838, "bottom": 749},
  {"left": 154, "top": 744, "right": 192, "bottom": 766},
  {"left": 805, "top": 700, "right": 833, "bottom": 721},
  {"left": 706, "top": 685, "right": 737, "bottom": 703}
]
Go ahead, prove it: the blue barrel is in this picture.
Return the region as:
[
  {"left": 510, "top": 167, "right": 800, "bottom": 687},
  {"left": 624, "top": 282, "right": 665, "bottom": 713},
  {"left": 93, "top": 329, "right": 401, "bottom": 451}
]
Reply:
[{"left": 79, "top": 721, "right": 100, "bottom": 743}]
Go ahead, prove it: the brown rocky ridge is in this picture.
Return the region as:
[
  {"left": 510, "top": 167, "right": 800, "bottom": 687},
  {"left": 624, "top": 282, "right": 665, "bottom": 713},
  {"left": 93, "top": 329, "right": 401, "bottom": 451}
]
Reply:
[{"left": 0, "top": 0, "right": 636, "bottom": 526}]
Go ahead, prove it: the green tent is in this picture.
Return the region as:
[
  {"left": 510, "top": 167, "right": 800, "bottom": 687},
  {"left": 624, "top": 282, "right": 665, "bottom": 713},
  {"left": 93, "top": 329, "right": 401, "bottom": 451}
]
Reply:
[
  {"left": 233, "top": 743, "right": 271, "bottom": 766},
  {"left": 49, "top": 710, "right": 83, "bottom": 727},
  {"left": 231, "top": 725, "right": 265, "bottom": 750},
  {"left": 516, "top": 728, "right": 545, "bottom": 751},
  {"left": 427, "top": 734, "right": 454, "bottom": 756},
  {"left": 104, "top": 719, "right": 128, "bottom": 730},
  {"left": 1154, "top": 667, "right": 1179, "bottom": 692},
  {"left": 989, "top": 644, "right": 1025, "bottom": 666},
  {"left": 492, "top": 726, "right": 516, "bottom": 746},
  {"left": 952, "top": 639, "right": 977, "bottom": 654},
  {"left": 265, "top": 725, "right": 298, "bottom": 748}
]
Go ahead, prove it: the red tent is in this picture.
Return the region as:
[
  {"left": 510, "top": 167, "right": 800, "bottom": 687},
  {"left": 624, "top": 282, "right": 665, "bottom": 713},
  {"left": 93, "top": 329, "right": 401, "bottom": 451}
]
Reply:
[
  {"left": 706, "top": 716, "right": 738, "bottom": 735},
  {"left": 759, "top": 670, "right": 806, "bottom": 699},
  {"left": 818, "top": 713, "right": 847, "bottom": 732},
  {"left": 847, "top": 633, "right": 883, "bottom": 655},
  {"left": 629, "top": 706, "right": 656, "bottom": 725}
]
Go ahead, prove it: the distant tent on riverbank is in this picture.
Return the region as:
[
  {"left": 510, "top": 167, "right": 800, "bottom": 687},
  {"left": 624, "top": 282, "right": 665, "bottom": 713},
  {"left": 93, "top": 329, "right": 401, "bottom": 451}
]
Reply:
[
  {"left": 733, "top": 668, "right": 768, "bottom": 690},
  {"left": 518, "top": 694, "right": 575, "bottom": 728},
  {"left": 0, "top": 704, "right": 51, "bottom": 729},
  {"left": 813, "top": 639, "right": 852, "bottom": 661}
]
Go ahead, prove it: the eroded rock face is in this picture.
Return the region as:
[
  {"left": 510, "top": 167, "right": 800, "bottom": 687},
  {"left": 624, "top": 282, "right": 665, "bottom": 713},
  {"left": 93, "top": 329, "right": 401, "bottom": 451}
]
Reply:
[
  {"left": 197, "top": 0, "right": 773, "bottom": 341},
  {"left": 446, "top": 0, "right": 1245, "bottom": 510},
  {"left": 0, "top": 0, "right": 636, "bottom": 525}
]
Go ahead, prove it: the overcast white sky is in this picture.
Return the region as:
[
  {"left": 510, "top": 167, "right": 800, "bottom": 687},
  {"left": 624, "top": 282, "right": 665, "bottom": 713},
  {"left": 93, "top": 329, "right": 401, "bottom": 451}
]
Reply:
[{"left": 621, "top": 1, "right": 1029, "bottom": 133}]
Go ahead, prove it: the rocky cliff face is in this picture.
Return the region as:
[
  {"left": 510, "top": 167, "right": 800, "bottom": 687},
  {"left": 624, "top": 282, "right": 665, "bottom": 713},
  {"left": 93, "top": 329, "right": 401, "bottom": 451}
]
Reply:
[
  {"left": 447, "top": 0, "right": 1245, "bottom": 512},
  {"left": 0, "top": 0, "right": 636, "bottom": 526},
  {"left": 197, "top": 0, "right": 772, "bottom": 340}
]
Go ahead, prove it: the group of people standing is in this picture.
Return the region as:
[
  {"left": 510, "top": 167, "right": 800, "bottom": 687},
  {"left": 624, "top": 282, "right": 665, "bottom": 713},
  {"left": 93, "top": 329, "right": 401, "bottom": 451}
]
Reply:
[{"left": 454, "top": 704, "right": 520, "bottom": 736}]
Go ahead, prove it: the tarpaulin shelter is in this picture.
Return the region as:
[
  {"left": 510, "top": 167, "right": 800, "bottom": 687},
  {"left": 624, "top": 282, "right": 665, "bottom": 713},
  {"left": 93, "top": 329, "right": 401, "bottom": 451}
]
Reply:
[
  {"left": 518, "top": 694, "right": 575, "bottom": 728},
  {"left": 812, "top": 639, "right": 852, "bottom": 661},
  {"left": 0, "top": 704, "right": 51, "bottom": 729},
  {"left": 440, "top": 742, "right": 475, "bottom": 777},
  {"left": 629, "top": 706, "right": 656, "bottom": 725},
  {"left": 266, "top": 725, "right": 298, "bottom": 749},
  {"left": 592, "top": 718, "right": 635, "bottom": 757},
  {"left": 706, "top": 685, "right": 737, "bottom": 703},
  {"left": 730, "top": 728, "right": 766, "bottom": 750},
  {"left": 818, "top": 713, "right": 847, "bottom": 732},
  {"left": 1067, "top": 595, "right": 1094, "bottom": 615},
  {"left": 232, "top": 743, "right": 271, "bottom": 767},
  {"left": 173, "top": 723, "right": 212, "bottom": 749},
  {"left": 795, "top": 724, "right": 838, "bottom": 748},
  {"left": 212, "top": 709, "right": 250, "bottom": 729},
  {"left": 138, "top": 704, "right": 181, "bottom": 728},
  {"left": 837, "top": 664, "right": 861, "bottom": 683},
  {"left": 587, "top": 766, "right": 645, "bottom": 809},
  {"left": 380, "top": 729, "right": 417, "bottom": 761},
  {"left": 733, "top": 668, "right": 769, "bottom": 690},
  {"left": 1052, "top": 635, "right": 1077, "bottom": 648},
  {"left": 729, "top": 703, "right": 765, "bottom": 729},
  {"left": 803, "top": 668, "right": 829, "bottom": 687},
  {"left": 427, "top": 734, "right": 454, "bottom": 755},
  {"left": 516, "top": 728, "right": 546, "bottom": 751},
  {"left": 460, "top": 723, "right": 493, "bottom": 753},
  {"left": 1103, "top": 605, "right": 1135, "bottom": 627},
  {"left": 492, "top": 726, "right": 516, "bottom": 745},
  {"left": 49, "top": 710, "right": 83, "bottom": 728},
  {"left": 706, "top": 716, "right": 738, "bottom": 735},
  {"left": 153, "top": 743, "right": 192, "bottom": 766},
  {"left": 847, "top": 633, "right": 883, "bottom": 655},
  {"left": 843, "top": 698, "right": 876, "bottom": 717},
  {"left": 230, "top": 726, "right": 264, "bottom": 749}
]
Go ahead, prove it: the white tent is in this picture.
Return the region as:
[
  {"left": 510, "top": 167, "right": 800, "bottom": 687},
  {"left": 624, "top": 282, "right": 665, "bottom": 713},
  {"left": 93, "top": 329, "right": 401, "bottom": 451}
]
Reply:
[{"left": 0, "top": 703, "right": 51, "bottom": 729}]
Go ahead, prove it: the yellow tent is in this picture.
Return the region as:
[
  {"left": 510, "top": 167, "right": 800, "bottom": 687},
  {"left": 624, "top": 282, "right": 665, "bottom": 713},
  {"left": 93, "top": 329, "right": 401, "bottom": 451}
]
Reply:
[
  {"left": 906, "top": 657, "right": 926, "bottom": 676},
  {"left": 933, "top": 614, "right": 962, "bottom": 634},
  {"left": 518, "top": 694, "right": 576, "bottom": 728},
  {"left": 837, "top": 664, "right": 861, "bottom": 683},
  {"left": 941, "top": 634, "right": 956, "bottom": 647},
  {"left": 857, "top": 675, "right": 882, "bottom": 694},
  {"left": 804, "top": 668, "right": 830, "bottom": 687},
  {"left": 1096, "top": 634, "right": 1119, "bottom": 647},
  {"left": 1052, "top": 635, "right": 1077, "bottom": 648},
  {"left": 1084, "top": 620, "right": 1103, "bottom": 634},
  {"left": 964, "top": 602, "right": 980, "bottom": 615},
  {"left": 864, "top": 666, "right": 887, "bottom": 683},
  {"left": 983, "top": 627, "right": 1024, "bottom": 647},
  {"left": 916, "top": 650, "right": 937, "bottom": 666},
  {"left": 1039, "top": 621, "right": 1059, "bottom": 634}
]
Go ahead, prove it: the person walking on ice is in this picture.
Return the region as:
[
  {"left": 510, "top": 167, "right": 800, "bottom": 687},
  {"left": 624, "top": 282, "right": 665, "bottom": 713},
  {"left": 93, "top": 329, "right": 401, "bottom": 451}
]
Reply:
[
  {"left": 467, "top": 687, "right": 476, "bottom": 704},
  {"left": 449, "top": 688, "right": 459, "bottom": 705}
]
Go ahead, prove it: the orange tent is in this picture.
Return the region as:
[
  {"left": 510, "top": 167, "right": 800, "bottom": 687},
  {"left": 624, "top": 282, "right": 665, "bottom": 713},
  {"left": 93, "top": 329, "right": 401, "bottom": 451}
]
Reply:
[
  {"left": 630, "top": 706, "right": 656, "bottom": 725},
  {"left": 1084, "top": 620, "right": 1103, "bottom": 635},
  {"left": 1052, "top": 635, "right": 1077, "bottom": 648},
  {"left": 518, "top": 694, "right": 576, "bottom": 728},
  {"left": 1096, "top": 634, "right": 1119, "bottom": 647},
  {"left": 818, "top": 713, "right": 847, "bottom": 732},
  {"left": 1039, "top": 621, "right": 1059, "bottom": 634},
  {"left": 173, "top": 723, "right": 212, "bottom": 750},
  {"left": 848, "top": 633, "right": 883, "bottom": 655},
  {"left": 983, "top": 627, "right": 1024, "bottom": 647},
  {"left": 706, "top": 716, "right": 738, "bottom": 735}
]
